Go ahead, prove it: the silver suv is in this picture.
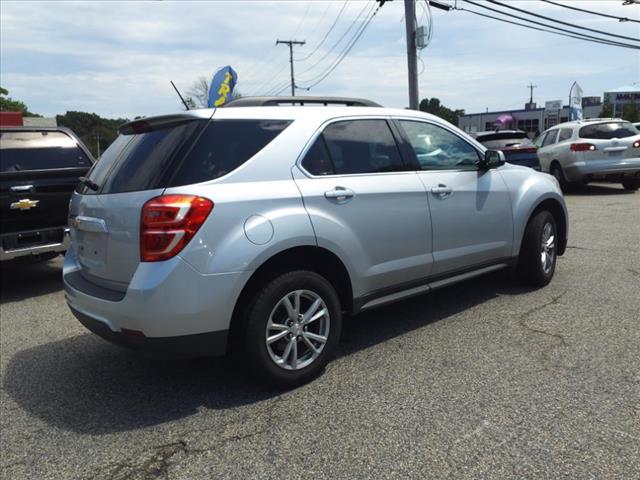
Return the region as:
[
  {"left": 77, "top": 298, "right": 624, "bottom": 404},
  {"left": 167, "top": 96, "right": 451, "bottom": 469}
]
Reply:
[
  {"left": 535, "top": 118, "right": 640, "bottom": 191},
  {"left": 64, "top": 96, "right": 568, "bottom": 386}
]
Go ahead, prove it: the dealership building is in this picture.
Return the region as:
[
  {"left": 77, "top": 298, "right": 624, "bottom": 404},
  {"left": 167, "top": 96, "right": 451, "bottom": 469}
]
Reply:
[{"left": 458, "top": 85, "right": 639, "bottom": 138}]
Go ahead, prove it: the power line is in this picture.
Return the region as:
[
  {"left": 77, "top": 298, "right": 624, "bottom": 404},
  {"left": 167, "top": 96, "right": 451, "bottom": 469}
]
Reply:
[
  {"left": 461, "top": 0, "right": 640, "bottom": 49},
  {"left": 297, "top": 1, "right": 371, "bottom": 78},
  {"left": 299, "top": 2, "right": 381, "bottom": 90},
  {"left": 485, "top": 0, "right": 639, "bottom": 42},
  {"left": 457, "top": 6, "right": 640, "bottom": 50},
  {"left": 296, "top": 0, "right": 349, "bottom": 62},
  {"left": 540, "top": 0, "right": 639, "bottom": 24},
  {"left": 291, "top": 2, "right": 312, "bottom": 39}
]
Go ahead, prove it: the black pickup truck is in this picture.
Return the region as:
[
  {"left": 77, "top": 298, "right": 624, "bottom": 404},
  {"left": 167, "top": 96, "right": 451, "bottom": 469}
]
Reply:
[{"left": 0, "top": 127, "right": 94, "bottom": 262}]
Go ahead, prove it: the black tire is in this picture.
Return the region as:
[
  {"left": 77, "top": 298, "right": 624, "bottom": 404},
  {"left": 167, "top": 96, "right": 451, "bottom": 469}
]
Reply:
[
  {"left": 518, "top": 210, "right": 558, "bottom": 287},
  {"left": 550, "top": 163, "right": 569, "bottom": 192},
  {"left": 622, "top": 179, "right": 639, "bottom": 191},
  {"left": 241, "top": 270, "right": 342, "bottom": 387}
]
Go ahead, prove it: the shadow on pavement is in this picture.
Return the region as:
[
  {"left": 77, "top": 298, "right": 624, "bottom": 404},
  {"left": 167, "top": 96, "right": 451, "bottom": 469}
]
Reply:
[
  {"left": 564, "top": 184, "right": 635, "bottom": 196},
  {"left": 0, "top": 257, "right": 63, "bottom": 303},
  {"left": 3, "top": 272, "right": 536, "bottom": 435}
]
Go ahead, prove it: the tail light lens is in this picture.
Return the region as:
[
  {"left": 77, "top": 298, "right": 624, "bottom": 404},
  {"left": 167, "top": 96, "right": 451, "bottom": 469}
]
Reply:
[
  {"left": 141, "top": 195, "right": 213, "bottom": 262},
  {"left": 570, "top": 143, "right": 597, "bottom": 152},
  {"left": 633, "top": 140, "right": 640, "bottom": 148}
]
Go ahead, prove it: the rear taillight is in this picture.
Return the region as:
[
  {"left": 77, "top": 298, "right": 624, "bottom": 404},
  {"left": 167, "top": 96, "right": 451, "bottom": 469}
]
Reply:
[
  {"left": 141, "top": 195, "right": 213, "bottom": 262},
  {"left": 570, "top": 143, "right": 597, "bottom": 152},
  {"left": 633, "top": 140, "right": 640, "bottom": 148}
]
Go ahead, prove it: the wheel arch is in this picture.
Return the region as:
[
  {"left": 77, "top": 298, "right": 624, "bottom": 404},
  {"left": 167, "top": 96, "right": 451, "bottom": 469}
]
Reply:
[
  {"left": 520, "top": 198, "right": 568, "bottom": 256},
  {"left": 228, "top": 245, "right": 354, "bottom": 346}
]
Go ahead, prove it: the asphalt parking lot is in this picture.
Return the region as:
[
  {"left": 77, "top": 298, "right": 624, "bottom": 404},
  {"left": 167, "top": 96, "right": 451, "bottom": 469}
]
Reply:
[{"left": 1, "top": 184, "right": 639, "bottom": 480}]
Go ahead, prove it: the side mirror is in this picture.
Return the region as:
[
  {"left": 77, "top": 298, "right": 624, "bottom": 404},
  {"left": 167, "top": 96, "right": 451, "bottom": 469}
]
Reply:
[{"left": 480, "top": 150, "right": 506, "bottom": 170}]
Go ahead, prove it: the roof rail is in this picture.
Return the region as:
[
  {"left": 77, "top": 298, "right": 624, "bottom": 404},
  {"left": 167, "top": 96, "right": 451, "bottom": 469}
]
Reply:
[
  {"left": 223, "top": 96, "right": 382, "bottom": 108},
  {"left": 579, "top": 117, "right": 624, "bottom": 123}
]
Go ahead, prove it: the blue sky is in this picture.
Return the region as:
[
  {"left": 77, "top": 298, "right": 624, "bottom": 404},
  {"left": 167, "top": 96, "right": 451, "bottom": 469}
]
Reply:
[{"left": 1, "top": 0, "right": 638, "bottom": 119}]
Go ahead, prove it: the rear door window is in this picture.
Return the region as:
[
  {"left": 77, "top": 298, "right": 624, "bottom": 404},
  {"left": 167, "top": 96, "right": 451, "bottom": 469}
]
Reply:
[
  {"left": 313, "top": 119, "right": 404, "bottom": 175},
  {"left": 0, "top": 130, "right": 91, "bottom": 173},
  {"left": 579, "top": 122, "right": 637, "bottom": 139},
  {"left": 541, "top": 130, "right": 559, "bottom": 147},
  {"left": 558, "top": 128, "right": 573, "bottom": 142}
]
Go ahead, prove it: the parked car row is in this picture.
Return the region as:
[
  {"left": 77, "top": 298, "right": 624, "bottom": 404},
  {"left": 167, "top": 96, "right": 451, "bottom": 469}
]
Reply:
[{"left": 62, "top": 96, "right": 568, "bottom": 386}]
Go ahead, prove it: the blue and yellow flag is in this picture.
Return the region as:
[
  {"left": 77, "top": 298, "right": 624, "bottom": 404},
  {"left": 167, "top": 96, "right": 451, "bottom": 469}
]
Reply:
[{"left": 208, "top": 66, "right": 238, "bottom": 108}]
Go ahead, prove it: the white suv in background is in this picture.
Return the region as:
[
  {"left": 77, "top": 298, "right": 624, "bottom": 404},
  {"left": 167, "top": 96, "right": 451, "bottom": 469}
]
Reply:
[{"left": 535, "top": 118, "right": 640, "bottom": 191}]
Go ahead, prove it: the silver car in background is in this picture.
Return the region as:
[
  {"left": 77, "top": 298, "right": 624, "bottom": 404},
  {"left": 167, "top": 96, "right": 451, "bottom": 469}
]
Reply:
[
  {"left": 64, "top": 96, "right": 568, "bottom": 386},
  {"left": 536, "top": 118, "right": 640, "bottom": 191}
]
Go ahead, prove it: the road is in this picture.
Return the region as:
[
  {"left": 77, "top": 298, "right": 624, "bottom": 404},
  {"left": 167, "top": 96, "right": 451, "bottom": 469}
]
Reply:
[{"left": 1, "top": 184, "right": 639, "bottom": 480}]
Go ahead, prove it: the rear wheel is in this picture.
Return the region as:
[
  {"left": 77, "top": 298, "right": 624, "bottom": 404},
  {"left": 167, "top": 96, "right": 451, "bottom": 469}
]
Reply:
[
  {"left": 622, "top": 179, "right": 639, "bottom": 191},
  {"left": 518, "top": 210, "right": 557, "bottom": 287},
  {"left": 242, "top": 271, "right": 342, "bottom": 387},
  {"left": 550, "top": 163, "right": 569, "bottom": 191}
]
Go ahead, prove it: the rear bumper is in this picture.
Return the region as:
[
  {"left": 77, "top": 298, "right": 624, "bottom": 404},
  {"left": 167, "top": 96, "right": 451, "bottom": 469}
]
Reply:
[
  {"left": 564, "top": 157, "right": 640, "bottom": 183},
  {"left": 63, "top": 247, "right": 253, "bottom": 357},
  {"left": 70, "top": 306, "right": 228, "bottom": 357},
  {"left": 0, "top": 227, "right": 70, "bottom": 261}
]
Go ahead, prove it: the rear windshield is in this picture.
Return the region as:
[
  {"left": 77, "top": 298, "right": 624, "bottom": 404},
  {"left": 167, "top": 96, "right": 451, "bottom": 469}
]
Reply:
[
  {"left": 81, "top": 118, "right": 291, "bottom": 194},
  {"left": 476, "top": 131, "right": 533, "bottom": 149},
  {"left": 579, "top": 122, "right": 638, "bottom": 140},
  {"left": 0, "top": 130, "right": 92, "bottom": 173}
]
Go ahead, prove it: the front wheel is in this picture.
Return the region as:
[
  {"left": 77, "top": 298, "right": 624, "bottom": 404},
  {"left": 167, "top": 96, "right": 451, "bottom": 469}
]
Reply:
[
  {"left": 622, "top": 179, "right": 639, "bottom": 191},
  {"left": 242, "top": 271, "right": 342, "bottom": 387},
  {"left": 518, "top": 210, "right": 558, "bottom": 287}
]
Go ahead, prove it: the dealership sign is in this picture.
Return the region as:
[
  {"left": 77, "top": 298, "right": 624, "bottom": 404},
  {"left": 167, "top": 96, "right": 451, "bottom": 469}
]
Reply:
[{"left": 545, "top": 100, "right": 562, "bottom": 115}]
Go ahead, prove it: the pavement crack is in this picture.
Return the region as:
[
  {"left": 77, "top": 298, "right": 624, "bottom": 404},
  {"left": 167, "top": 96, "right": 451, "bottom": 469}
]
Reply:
[{"left": 517, "top": 290, "right": 573, "bottom": 372}]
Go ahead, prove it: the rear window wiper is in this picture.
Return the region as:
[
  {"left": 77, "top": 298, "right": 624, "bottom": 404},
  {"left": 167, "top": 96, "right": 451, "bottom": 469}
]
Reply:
[{"left": 78, "top": 176, "right": 99, "bottom": 191}]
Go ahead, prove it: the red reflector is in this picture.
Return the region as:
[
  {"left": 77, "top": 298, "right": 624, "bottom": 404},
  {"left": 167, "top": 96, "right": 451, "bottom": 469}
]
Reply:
[
  {"left": 141, "top": 195, "right": 213, "bottom": 262},
  {"left": 570, "top": 143, "right": 597, "bottom": 152}
]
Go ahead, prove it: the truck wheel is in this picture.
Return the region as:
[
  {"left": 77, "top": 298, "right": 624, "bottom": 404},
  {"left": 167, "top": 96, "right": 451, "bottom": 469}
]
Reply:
[
  {"left": 242, "top": 271, "right": 342, "bottom": 387},
  {"left": 518, "top": 210, "right": 557, "bottom": 287}
]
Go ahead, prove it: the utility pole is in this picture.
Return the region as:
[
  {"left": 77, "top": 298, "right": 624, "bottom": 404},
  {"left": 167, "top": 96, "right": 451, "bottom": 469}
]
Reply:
[
  {"left": 276, "top": 39, "right": 306, "bottom": 96},
  {"left": 404, "top": 0, "right": 419, "bottom": 110},
  {"left": 527, "top": 83, "right": 537, "bottom": 104}
]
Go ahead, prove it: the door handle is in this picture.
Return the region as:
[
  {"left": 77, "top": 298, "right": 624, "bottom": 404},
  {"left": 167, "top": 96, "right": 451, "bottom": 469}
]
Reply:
[
  {"left": 10, "top": 185, "right": 35, "bottom": 194},
  {"left": 324, "top": 187, "right": 355, "bottom": 201},
  {"left": 431, "top": 185, "right": 452, "bottom": 197}
]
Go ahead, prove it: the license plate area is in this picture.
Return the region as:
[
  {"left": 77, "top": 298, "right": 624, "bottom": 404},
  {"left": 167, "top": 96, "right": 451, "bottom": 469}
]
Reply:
[
  {"left": 607, "top": 150, "right": 623, "bottom": 158},
  {"left": 76, "top": 230, "right": 108, "bottom": 269}
]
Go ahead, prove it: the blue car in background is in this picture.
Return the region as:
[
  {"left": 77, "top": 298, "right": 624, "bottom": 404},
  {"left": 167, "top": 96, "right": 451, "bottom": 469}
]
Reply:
[{"left": 475, "top": 129, "right": 541, "bottom": 170}]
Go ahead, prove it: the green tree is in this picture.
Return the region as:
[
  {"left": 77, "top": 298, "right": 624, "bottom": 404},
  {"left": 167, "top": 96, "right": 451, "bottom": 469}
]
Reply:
[
  {"left": 599, "top": 100, "right": 614, "bottom": 118},
  {"left": 56, "top": 111, "right": 129, "bottom": 158},
  {"left": 418, "top": 97, "right": 464, "bottom": 126},
  {"left": 621, "top": 101, "right": 639, "bottom": 123},
  {"left": 0, "top": 87, "right": 40, "bottom": 117}
]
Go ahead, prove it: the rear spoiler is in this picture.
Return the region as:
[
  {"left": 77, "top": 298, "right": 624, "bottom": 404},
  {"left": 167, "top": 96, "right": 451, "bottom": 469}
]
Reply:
[{"left": 118, "top": 114, "right": 200, "bottom": 135}]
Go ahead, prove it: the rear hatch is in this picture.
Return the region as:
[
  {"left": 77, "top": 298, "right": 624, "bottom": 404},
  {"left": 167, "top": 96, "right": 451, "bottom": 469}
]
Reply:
[
  {"left": 0, "top": 129, "right": 93, "bottom": 237},
  {"left": 69, "top": 114, "right": 292, "bottom": 290},
  {"left": 577, "top": 121, "right": 640, "bottom": 162},
  {"left": 475, "top": 131, "right": 540, "bottom": 169}
]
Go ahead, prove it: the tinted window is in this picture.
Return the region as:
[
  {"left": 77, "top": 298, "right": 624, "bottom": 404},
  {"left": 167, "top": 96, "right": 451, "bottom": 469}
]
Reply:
[
  {"left": 301, "top": 136, "right": 335, "bottom": 176},
  {"left": 0, "top": 130, "right": 91, "bottom": 173},
  {"left": 320, "top": 120, "right": 404, "bottom": 174},
  {"left": 579, "top": 122, "right": 637, "bottom": 140},
  {"left": 541, "top": 130, "right": 559, "bottom": 147},
  {"left": 81, "top": 120, "right": 205, "bottom": 194},
  {"left": 169, "top": 120, "right": 291, "bottom": 186},
  {"left": 399, "top": 120, "right": 480, "bottom": 170},
  {"left": 558, "top": 128, "right": 573, "bottom": 142}
]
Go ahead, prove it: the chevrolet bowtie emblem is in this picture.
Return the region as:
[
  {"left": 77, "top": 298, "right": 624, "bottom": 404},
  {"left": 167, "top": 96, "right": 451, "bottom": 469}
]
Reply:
[{"left": 10, "top": 198, "right": 39, "bottom": 211}]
